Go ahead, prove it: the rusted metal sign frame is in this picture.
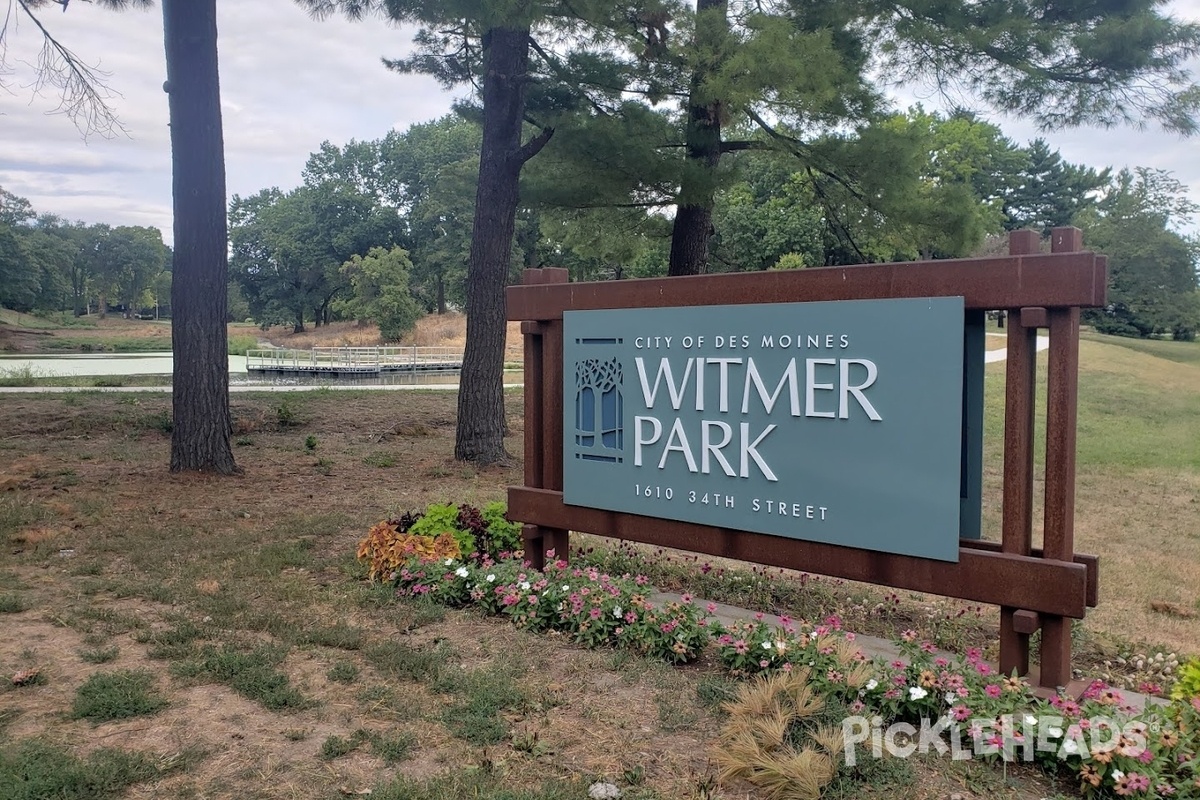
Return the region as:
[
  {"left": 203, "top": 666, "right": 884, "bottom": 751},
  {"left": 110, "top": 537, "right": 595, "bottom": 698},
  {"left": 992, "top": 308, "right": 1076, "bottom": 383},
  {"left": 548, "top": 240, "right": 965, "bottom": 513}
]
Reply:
[{"left": 507, "top": 228, "right": 1105, "bottom": 690}]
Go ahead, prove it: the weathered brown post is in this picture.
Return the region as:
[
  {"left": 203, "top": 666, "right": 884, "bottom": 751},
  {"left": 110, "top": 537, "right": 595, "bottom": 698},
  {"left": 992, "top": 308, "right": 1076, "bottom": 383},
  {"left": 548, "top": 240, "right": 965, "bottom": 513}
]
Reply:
[
  {"left": 1039, "top": 226, "right": 1086, "bottom": 689},
  {"left": 520, "top": 267, "right": 569, "bottom": 570},
  {"left": 1000, "top": 229, "right": 1041, "bottom": 678}
]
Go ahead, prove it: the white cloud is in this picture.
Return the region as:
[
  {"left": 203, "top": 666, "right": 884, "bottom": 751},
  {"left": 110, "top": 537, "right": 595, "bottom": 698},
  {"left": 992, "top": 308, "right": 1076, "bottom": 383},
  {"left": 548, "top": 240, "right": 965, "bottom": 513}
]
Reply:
[{"left": 1, "top": 0, "right": 1197, "bottom": 244}]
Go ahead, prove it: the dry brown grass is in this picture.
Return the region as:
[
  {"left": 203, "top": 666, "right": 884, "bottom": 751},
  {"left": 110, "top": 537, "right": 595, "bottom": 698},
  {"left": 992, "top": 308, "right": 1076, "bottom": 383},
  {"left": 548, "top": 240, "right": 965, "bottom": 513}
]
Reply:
[
  {"left": 0, "top": 388, "right": 1066, "bottom": 800},
  {"left": 256, "top": 314, "right": 524, "bottom": 363}
]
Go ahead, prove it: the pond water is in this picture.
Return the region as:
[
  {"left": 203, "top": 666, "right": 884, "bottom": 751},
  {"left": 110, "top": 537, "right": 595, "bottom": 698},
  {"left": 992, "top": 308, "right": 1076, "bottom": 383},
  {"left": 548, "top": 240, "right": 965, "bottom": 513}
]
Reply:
[
  {"left": 0, "top": 352, "right": 247, "bottom": 377},
  {"left": 0, "top": 351, "right": 501, "bottom": 388}
]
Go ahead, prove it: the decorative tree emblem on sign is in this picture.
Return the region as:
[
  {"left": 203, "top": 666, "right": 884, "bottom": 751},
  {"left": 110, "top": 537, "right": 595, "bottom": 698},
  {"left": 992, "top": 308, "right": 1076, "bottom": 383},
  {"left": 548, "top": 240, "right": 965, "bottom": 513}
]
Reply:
[{"left": 575, "top": 357, "right": 623, "bottom": 462}]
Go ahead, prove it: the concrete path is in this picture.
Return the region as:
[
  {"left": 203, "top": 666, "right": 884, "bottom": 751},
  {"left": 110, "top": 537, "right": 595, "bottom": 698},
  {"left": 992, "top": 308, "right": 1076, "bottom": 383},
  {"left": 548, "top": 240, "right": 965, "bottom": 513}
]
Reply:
[{"left": 984, "top": 332, "right": 1049, "bottom": 363}]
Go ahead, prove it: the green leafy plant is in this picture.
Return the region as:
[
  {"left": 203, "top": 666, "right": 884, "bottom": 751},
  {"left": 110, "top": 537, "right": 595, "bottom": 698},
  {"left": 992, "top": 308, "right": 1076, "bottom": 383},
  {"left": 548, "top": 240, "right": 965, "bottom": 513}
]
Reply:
[
  {"left": 1172, "top": 657, "right": 1200, "bottom": 701},
  {"left": 305, "top": 435, "right": 318, "bottom": 451},
  {"left": 408, "top": 502, "right": 475, "bottom": 556},
  {"left": 481, "top": 501, "right": 522, "bottom": 554}
]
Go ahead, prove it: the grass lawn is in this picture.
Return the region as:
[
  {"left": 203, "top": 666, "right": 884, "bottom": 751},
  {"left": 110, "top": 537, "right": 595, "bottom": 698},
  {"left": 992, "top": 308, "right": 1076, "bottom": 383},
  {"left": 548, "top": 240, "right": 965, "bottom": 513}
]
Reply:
[{"left": 0, "top": 330, "right": 1195, "bottom": 799}]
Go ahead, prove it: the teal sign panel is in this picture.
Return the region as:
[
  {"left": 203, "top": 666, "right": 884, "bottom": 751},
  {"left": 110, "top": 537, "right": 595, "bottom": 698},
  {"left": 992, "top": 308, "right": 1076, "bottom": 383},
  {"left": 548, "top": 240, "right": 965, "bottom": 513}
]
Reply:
[{"left": 563, "top": 298, "right": 966, "bottom": 562}]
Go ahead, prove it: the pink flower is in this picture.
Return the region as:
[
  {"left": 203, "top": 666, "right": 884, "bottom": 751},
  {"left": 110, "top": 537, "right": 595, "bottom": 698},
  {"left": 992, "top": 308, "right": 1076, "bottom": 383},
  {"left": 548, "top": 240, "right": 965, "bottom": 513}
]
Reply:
[
  {"left": 921, "top": 641, "right": 937, "bottom": 653},
  {"left": 527, "top": 595, "right": 538, "bottom": 605},
  {"left": 759, "top": 659, "right": 770, "bottom": 668},
  {"left": 901, "top": 629, "right": 918, "bottom": 642},
  {"left": 681, "top": 593, "right": 693, "bottom": 603},
  {"left": 890, "top": 660, "right": 906, "bottom": 670},
  {"left": 1126, "top": 773, "right": 1150, "bottom": 793},
  {"left": 975, "top": 662, "right": 993, "bottom": 676},
  {"left": 734, "top": 639, "right": 748, "bottom": 655},
  {"left": 706, "top": 602, "right": 717, "bottom": 614},
  {"left": 934, "top": 657, "right": 950, "bottom": 668},
  {"left": 985, "top": 685, "right": 1002, "bottom": 698},
  {"left": 952, "top": 704, "right": 971, "bottom": 721},
  {"left": 635, "top": 575, "right": 648, "bottom": 586},
  {"left": 589, "top": 607, "right": 601, "bottom": 619}
]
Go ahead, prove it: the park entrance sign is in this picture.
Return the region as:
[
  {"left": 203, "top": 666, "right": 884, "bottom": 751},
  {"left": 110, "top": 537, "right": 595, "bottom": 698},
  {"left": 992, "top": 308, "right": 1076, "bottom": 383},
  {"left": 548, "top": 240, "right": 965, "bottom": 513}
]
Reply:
[
  {"left": 507, "top": 228, "right": 1105, "bottom": 692},
  {"left": 563, "top": 299, "right": 966, "bottom": 562}
]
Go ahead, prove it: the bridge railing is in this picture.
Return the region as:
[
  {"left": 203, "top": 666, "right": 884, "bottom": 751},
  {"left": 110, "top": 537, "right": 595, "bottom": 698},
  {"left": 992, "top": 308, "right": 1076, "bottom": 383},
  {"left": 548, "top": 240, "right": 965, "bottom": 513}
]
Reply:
[{"left": 246, "top": 346, "right": 463, "bottom": 372}]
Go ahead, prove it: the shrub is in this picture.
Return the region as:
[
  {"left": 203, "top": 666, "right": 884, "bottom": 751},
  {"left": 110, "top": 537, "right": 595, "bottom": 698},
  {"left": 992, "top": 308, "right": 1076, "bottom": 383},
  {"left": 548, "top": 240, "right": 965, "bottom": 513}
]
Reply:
[{"left": 356, "top": 520, "right": 461, "bottom": 582}]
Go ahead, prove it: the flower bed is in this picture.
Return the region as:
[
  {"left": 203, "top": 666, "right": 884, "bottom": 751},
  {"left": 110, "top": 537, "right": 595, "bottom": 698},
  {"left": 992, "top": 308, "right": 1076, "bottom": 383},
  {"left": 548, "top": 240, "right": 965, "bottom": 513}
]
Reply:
[{"left": 359, "top": 504, "right": 1200, "bottom": 798}]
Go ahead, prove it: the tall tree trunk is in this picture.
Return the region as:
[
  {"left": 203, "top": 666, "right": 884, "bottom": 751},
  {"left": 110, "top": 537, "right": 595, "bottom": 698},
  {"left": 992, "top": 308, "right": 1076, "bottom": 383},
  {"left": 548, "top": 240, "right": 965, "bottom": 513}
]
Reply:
[
  {"left": 163, "top": 0, "right": 237, "bottom": 475},
  {"left": 455, "top": 26, "right": 552, "bottom": 464},
  {"left": 668, "top": 0, "right": 728, "bottom": 277}
]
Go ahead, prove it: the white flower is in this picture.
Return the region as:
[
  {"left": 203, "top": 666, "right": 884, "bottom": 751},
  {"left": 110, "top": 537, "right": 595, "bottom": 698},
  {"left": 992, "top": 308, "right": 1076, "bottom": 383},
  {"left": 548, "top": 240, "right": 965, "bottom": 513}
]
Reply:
[
  {"left": 1061, "top": 739, "right": 1079, "bottom": 755},
  {"left": 455, "top": 567, "right": 469, "bottom": 578},
  {"left": 762, "top": 641, "right": 774, "bottom": 650},
  {"left": 613, "top": 606, "right": 623, "bottom": 618},
  {"left": 1111, "top": 769, "right": 1124, "bottom": 781},
  {"left": 945, "top": 692, "right": 957, "bottom": 704},
  {"left": 810, "top": 631, "right": 819, "bottom": 639},
  {"left": 486, "top": 574, "right": 496, "bottom": 583},
  {"left": 865, "top": 679, "right": 879, "bottom": 691},
  {"left": 520, "top": 581, "right": 531, "bottom": 591},
  {"left": 587, "top": 781, "right": 621, "bottom": 800},
  {"left": 908, "top": 687, "right": 928, "bottom": 701},
  {"left": 1047, "top": 726, "right": 1063, "bottom": 738},
  {"left": 1024, "top": 715, "right": 1038, "bottom": 727},
  {"left": 444, "top": 558, "right": 454, "bottom": 566},
  {"left": 773, "top": 640, "right": 788, "bottom": 654},
  {"left": 562, "top": 584, "right": 570, "bottom": 592}
]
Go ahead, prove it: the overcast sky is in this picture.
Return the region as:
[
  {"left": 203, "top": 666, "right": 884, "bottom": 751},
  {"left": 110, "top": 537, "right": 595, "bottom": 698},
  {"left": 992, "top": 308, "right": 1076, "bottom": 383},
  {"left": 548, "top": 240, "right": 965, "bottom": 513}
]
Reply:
[{"left": 2, "top": 0, "right": 1198, "bottom": 246}]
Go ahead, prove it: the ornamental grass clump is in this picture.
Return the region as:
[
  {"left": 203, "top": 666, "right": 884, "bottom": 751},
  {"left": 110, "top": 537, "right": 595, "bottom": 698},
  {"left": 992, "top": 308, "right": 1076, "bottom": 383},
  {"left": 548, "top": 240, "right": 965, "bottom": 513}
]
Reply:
[
  {"left": 714, "top": 667, "right": 848, "bottom": 800},
  {"left": 712, "top": 613, "right": 873, "bottom": 696}
]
